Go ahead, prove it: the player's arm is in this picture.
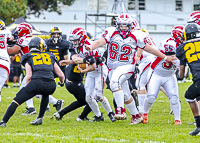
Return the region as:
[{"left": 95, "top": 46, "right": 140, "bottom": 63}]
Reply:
[
  {"left": 77, "top": 63, "right": 96, "bottom": 73},
  {"left": 7, "top": 45, "right": 21, "bottom": 54},
  {"left": 64, "top": 54, "right": 69, "bottom": 60},
  {"left": 25, "top": 63, "right": 32, "bottom": 85},
  {"left": 86, "top": 37, "right": 107, "bottom": 51},
  {"left": 135, "top": 47, "right": 143, "bottom": 64},
  {"left": 59, "top": 59, "right": 75, "bottom": 66},
  {"left": 71, "top": 54, "right": 84, "bottom": 64},
  {"left": 144, "top": 43, "right": 176, "bottom": 63},
  {"left": 53, "top": 62, "right": 65, "bottom": 84}
]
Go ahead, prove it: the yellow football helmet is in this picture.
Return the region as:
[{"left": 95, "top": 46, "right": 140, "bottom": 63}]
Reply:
[{"left": 0, "top": 19, "right": 5, "bottom": 30}]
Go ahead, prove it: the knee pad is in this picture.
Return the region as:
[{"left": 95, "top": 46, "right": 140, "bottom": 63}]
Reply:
[
  {"left": 110, "top": 80, "right": 121, "bottom": 92},
  {"left": 95, "top": 94, "right": 104, "bottom": 101},
  {"left": 169, "top": 95, "right": 178, "bottom": 105},
  {"left": 85, "top": 95, "right": 93, "bottom": 103},
  {"left": 185, "top": 89, "right": 195, "bottom": 101},
  {"left": 147, "top": 95, "right": 156, "bottom": 104}
]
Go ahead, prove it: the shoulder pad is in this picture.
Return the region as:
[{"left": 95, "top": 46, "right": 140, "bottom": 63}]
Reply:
[{"left": 20, "top": 53, "right": 31, "bottom": 66}]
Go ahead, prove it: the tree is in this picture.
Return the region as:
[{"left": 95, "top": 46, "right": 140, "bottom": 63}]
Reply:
[
  {"left": 27, "top": 0, "right": 75, "bottom": 17},
  {"left": 0, "top": 0, "right": 27, "bottom": 25}
]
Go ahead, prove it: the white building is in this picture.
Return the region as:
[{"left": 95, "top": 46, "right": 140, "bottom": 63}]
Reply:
[{"left": 27, "top": 0, "right": 200, "bottom": 48}]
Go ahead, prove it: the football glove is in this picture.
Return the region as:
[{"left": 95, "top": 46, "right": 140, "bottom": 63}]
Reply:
[
  {"left": 58, "top": 81, "right": 64, "bottom": 87},
  {"left": 83, "top": 56, "right": 96, "bottom": 65}
]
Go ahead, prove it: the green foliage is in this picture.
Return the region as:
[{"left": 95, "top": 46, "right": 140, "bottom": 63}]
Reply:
[
  {"left": 27, "top": 0, "right": 76, "bottom": 17},
  {"left": 0, "top": 0, "right": 27, "bottom": 25},
  {"left": 0, "top": 82, "right": 200, "bottom": 142}
]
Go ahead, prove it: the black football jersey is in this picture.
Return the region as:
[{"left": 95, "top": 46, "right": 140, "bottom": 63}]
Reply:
[
  {"left": 176, "top": 38, "right": 200, "bottom": 82},
  {"left": 45, "top": 39, "right": 70, "bottom": 61},
  {"left": 65, "top": 64, "right": 84, "bottom": 82},
  {"left": 21, "top": 52, "right": 58, "bottom": 80}
]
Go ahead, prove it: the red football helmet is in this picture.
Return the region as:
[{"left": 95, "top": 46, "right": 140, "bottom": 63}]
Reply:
[
  {"left": 69, "top": 27, "right": 87, "bottom": 48},
  {"left": 116, "top": 13, "right": 132, "bottom": 38},
  {"left": 18, "top": 22, "right": 33, "bottom": 33},
  {"left": 187, "top": 12, "right": 200, "bottom": 25},
  {"left": 171, "top": 25, "right": 184, "bottom": 46},
  {"left": 16, "top": 25, "right": 32, "bottom": 38},
  {"left": 131, "top": 19, "right": 140, "bottom": 30}
]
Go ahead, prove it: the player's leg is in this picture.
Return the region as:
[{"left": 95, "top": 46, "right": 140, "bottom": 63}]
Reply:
[
  {"left": 143, "top": 72, "right": 161, "bottom": 124},
  {"left": 21, "top": 76, "right": 37, "bottom": 115},
  {"left": 110, "top": 65, "right": 135, "bottom": 119},
  {"left": 85, "top": 74, "right": 103, "bottom": 121},
  {"left": 0, "top": 68, "right": 8, "bottom": 103},
  {"left": 163, "top": 75, "right": 181, "bottom": 125}
]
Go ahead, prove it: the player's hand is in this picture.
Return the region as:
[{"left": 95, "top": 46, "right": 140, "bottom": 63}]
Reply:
[
  {"left": 59, "top": 60, "right": 69, "bottom": 66},
  {"left": 83, "top": 56, "right": 96, "bottom": 65},
  {"left": 165, "top": 55, "right": 177, "bottom": 64},
  {"left": 58, "top": 81, "right": 64, "bottom": 87},
  {"left": 135, "top": 64, "right": 140, "bottom": 74},
  {"left": 85, "top": 44, "right": 92, "bottom": 52}
]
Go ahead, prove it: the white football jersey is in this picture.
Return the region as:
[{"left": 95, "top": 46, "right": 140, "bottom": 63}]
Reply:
[
  {"left": 74, "top": 39, "right": 102, "bottom": 72},
  {"left": 16, "top": 35, "right": 33, "bottom": 55},
  {"left": 0, "top": 28, "right": 11, "bottom": 62},
  {"left": 150, "top": 38, "right": 179, "bottom": 77},
  {"left": 102, "top": 27, "right": 147, "bottom": 69}
]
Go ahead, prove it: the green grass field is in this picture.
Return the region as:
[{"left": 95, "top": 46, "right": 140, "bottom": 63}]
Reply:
[{"left": 0, "top": 81, "right": 200, "bottom": 143}]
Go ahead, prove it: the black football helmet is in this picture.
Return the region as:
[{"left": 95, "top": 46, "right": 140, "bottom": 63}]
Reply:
[
  {"left": 183, "top": 23, "right": 200, "bottom": 41},
  {"left": 50, "top": 27, "right": 62, "bottom": 43},
  {"left": 29, "top": 37, "right": 47, "bottom": 52}
]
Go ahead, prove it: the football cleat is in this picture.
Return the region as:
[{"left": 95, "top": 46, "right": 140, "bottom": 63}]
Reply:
[
  {"left": 142, "top": 113, "right": 148, "bottom": 124},
  {"left": 92, "top": 113, "right": 104, "bottom": 122},
  {"left": 76, "top": 115, "right": 91, "bottom": 122},
  {"left": 0, "top": 122, "right": 7, "bottom": 127},
  {"left": 53, "top": 111, "right": 63, "bottom": 121},
  {"left": 188, "top": 122, "right": 196, "bottom": 126},
  {"left": 21, "top": 107, "right": 37, "bottom": 115},
  {"left": 189, "top": 127, "right": 200, "bottom": 136},
  {"left": 45, "top": 107, "right": 50, "bottom": 112},
  {"left": 130, "top": 114, "right": 143, "bottom": 125},
  {"left": 53, "top": 100, "right": 64, "bottom": 111},
  {"left": 174, "top": 120, "right": 182, "bottom": 125},
  {"left": 108, "top": 111, "right": 116, "bottom": 122},
  {"left": 114, "top": 107, "right": 127, "bottom": 120},
  {"left": 30, "top": 118, "right": 43, "bottom": 125}
]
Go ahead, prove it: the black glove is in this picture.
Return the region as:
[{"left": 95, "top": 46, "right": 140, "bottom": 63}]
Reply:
[
  {"left": 96, "top": 56, "right": 103, "bottom": 65},
  {"left": 83, "top": 56, "right": 96, "bottom": 65},
  {"left": 58, "top": 81, "right": 64, "bottom": 87},
  {"left": 135, "top": 64, "right": 140, "bottom": 74}
]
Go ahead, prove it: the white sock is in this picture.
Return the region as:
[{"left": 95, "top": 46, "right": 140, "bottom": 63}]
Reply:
[
  {"left": 138, "top": 94, "right": 146, "bottom": 113},
  {"left": 88, "top": 98, "right": 101, "bottom": 117},
  {"left": 13, "top": 83, "right": 16, "bottom": 86},
  {"left": 100, "top": 96, "right": 112, "bottom": 114},
  {"left": 49, "top": 95, "right": 58, "bottom": 104},
  {"left": 113, "top": 90, "right": 124, "bottom": 107},
  {"left": 26, "top": 98, "right": 34, "bottom": 108},
  {"left": 143, "top": 97, "right": 154, "bottom": 113},
  {"left": 125, "top": 100, "right": 139, "bottom": 115},
  {"left": 171, "top": 101, "right": 181, "bottom": 121},
  {"left": 17, "top": 83, "right": 20, "bottom": 86}
]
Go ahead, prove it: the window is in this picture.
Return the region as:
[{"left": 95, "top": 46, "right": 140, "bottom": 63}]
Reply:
[
  {"left": 165, "top": 25, "right": 174, "bottom": 30},
  {"left": 176, "top": 0, "right": 182, "bottom": 11},
  {"left": 147, "top": 25, "right": 156, "bottom": 30},
  {"left": 127, "top": 0, "right": 145, "bottom": 10},
  {"left": 194, "top": 0, "right": 200, "bottom": 10},
  {"left": 88, "top": 0, "right": 108, "bottom": 10}
]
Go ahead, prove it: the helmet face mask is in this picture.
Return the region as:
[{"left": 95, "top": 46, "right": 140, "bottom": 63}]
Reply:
[
  {"left": 69, "top": 27, "right": 87, "bottom": 48},
  {"left": 116, "top": 13, "right": 132, "bottom": 38},
  {"left": 29, "top": 37, "right": 47, "bottom": 52},
  {"left": 50, "top": 27, "right": 62, "bottom": 43},
  {"left": 0, "top": 19, "right": 5, "bottom": 30}
]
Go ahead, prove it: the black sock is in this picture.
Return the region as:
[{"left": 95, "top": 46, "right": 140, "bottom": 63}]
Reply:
[
  {"left": 113, "top": 98, "right": 117, "bottom": 112},
  {"left": 2, "top": 102, "right": 18, "bottom": 123},
  {"left": 79, "top": 104, "right": 92, "bottom": 119},
  {"left": 38, "top": 95, "right": 49, "bottom": 118},
  {"left": 194, "top": 115, "right": 200, "bottom": 128},
  {"left": 61, "top": 101, "right": 84, "bottom": 117}
]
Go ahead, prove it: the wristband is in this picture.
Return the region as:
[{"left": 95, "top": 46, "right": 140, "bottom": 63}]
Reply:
[{"left": 164, "top": 56, "right": 167, "bottom": 61}]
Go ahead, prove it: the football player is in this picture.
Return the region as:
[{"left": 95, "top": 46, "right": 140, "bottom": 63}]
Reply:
[
  {"left": 59, "top": 27, "right": 116, "bottom": 122},
  {"left": 0, "top": 19, "right": 13, "bottom": 103},
  {"left": 85, "top": 13, "right": 176, "bottom": 124},
  {"left": 0, "top": 37, "right": 65, "bottom": 127},
  {"left": 142, "top": 26, "right": 183, "bottom": 125},
  {"left": 176, "top": 23, "right": 200, "bottom": 136}
]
